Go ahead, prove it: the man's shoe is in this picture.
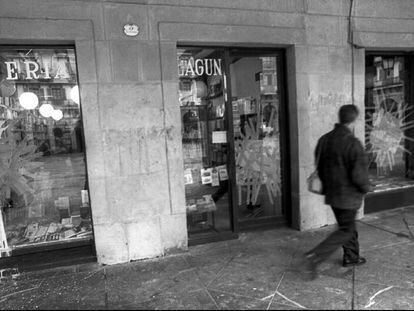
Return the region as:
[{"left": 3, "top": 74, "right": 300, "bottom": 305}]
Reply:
[{"left": 343, "top": 257, "right": 366, "bottom": 267}]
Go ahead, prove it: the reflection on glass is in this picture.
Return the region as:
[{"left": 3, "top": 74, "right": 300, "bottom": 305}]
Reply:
[
  {"left": 178, "top": 47, "right": 232, "bottom": 237},
  {"left": 365, "top": 55, "right": 414, "bottom": 193},
  {"left": 0, "top": 48, "right": 91, "bottom": 251},
  {"left": 230, "top": 56, "right": 282, "bottom": 220}
]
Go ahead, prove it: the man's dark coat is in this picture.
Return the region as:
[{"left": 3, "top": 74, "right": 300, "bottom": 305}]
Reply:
[{"left": 315, "top": 124, "right": 370, "bottom": 209}]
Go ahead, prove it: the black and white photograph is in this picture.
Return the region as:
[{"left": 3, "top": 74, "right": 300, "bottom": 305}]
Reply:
[{"left": 0, "top": 0, "right": 414, "bottom": 309}]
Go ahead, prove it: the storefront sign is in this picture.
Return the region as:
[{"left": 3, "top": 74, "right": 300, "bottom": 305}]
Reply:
[
  {"left": 4, "top": 59, "right": 70, "bottom": 81},
  {"left": 178, "top": 58, "right": 222, "bottom": 77}
]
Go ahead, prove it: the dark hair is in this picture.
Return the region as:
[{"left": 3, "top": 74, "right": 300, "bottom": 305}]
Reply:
[{"left": 339, "top": 104, "right": 359, "bottom": 124}]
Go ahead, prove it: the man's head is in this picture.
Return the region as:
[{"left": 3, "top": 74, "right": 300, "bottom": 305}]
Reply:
[{"left": 339, "top": 104, "right": 359, "bottom": 125}]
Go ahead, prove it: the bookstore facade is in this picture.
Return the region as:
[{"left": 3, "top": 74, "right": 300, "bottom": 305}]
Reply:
[{"left": 0, "top": 0, "right": 414, "bottom": 266}]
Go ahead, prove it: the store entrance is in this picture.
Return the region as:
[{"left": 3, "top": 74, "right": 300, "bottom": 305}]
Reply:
[
  {"left": 364, "top": 53, "right": 414, "bottom": 213},
  {"left": 177, "top": 47, "right": 289, "bottom": 245}
]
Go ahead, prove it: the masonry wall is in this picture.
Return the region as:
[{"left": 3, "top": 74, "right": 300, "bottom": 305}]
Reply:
[{"left": 1, "top": 0, "right": 413, "bottom": 265}]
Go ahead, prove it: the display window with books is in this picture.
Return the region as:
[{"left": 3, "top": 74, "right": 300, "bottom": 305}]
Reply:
[
  {"left": 0, "top": 47, "right": 92, "bottom": 255},
  {"left": 178, "top": 47, "right": 233, "bottom": 241}
]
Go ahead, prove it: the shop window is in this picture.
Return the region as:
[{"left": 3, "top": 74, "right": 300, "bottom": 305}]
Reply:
[
  {"left": 0, "top": 47, "right": 91, "bottom": 253},
  {"left": 365, "top": 55, "right": 414, "bottom": 193},
  {"left": 177, "top": 48, "right": 232, "bottom": 238}
]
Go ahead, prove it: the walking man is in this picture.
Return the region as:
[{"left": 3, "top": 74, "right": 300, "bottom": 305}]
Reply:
[{"left": 305, "top": 104, "right": 370, "bottom": 279}]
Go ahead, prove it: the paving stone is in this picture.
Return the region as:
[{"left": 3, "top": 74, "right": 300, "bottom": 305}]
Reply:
[
  {"left": 403, "top": 206, "right": 414, "bottom": 217},
  {"left": 235, "top": 227, "right": 302, "bottom": 246},
  {"left": 231, "top": 242, "right": 296, "bottom": 268},
  {"left": 359, "top": 211, "right": 412, "bottom": 238},
  {"left": 185, "top": 243, "right": 236, "bottom": 286},
  {"left": 0, "top": 278, "right": 45, "bottom": 309},
  {"left": 353, "top": 242, "right": 414, "bottom": 289},
  {"left": 1, "top": 265, "right": 73, "bottom": 283},
  {"left": 132, "top": 289, "right": 218, "bottom": 310},
  {"left": 354, "top": 265, "right": 414, "bottom": 290},
  {"left": 356, "top": 221, "right": 410, "bottom": 251},
  {"left": 283, "top": 226, "right": 336, "bottom": 248},
  {"left": 106, "top": 264, "right": 205, "bottom": 307},
  {"left": 76, "top": 263, "right": 103, "bottom": 274},
  {"left": 2, "top": 207, "right": 414, "bottom": 309},
  {"left": 364, "top": 207, "right": 404, "bottom": 220},
  {"left": 208, "top": 289, "right": 269, "bottom": 310},
  {"left": 105, "top": 255, "right": 190, "bottom": 279},
  {"left": 188, "top": 240, "right": 233, "bottom": 258},
  {"left": 363, "top": 242, "right": 414, "bottom": 270},
  {"left": 267, "top": 301, "right": 303, "bottom": 310},
  {"left": 76, "top": 270, "right": 107, "bottom": 309},
  {"left": 110, "top": 303, "right": 145, "bottom": 310},
  {"left": 279, "top": 228, "right": 339, "bottom": 264},
  {"left": 207, "top": 261, "right": 284, "bottom": 300},
  {"left": 402, "top": 207, "right": 414, "bottom": 232},
  {"left": 272, "top": 271, "right": 353, "bottom": 310},
  {"left": 8, "top": 270, "right": 105, "bottom": 310},
  {"left": 355, "top": 281, "right": 414, "bottom": 310},
  {"left": 290, "top": 248, "right": 355, "bottom": 281},
  {"left": 190, "top": 261, "right": 231, "bottom": 287},
  {"left": 1, "top": 274, "right": 82, "bottom": 310}
]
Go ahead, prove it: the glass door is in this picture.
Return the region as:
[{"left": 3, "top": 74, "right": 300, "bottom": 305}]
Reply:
[
  {"left": 228, "top": 51, "right": 286, "bottom": 227},
  {"left": 177, "top": 47, "right": 234, "bottom": 243}
]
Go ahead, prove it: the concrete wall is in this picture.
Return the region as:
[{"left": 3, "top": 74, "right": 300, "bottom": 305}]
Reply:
[{"left": 1, "top": 0, "right": 413, "bottom": 264}]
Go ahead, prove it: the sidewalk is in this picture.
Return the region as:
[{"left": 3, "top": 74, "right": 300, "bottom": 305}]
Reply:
[{"left": 1, "top": 207, "right": 414, "bottom": 310}]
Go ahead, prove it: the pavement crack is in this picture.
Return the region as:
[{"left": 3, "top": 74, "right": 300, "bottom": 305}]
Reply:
[
  {"left": 103, "top": 266, "right": 109, "bottom": 310},
  {"left": 357, "top": 220, "right": 411, "bottom": 239},
  {"left": 171, "top": 267, "right": 197, "bottom": 279},
  {"left": 265, "top": 272, "right": 284, "bottom": 310},
  {"left": 83, "top": 269, "right": 103, "bottom": 280},
  {"left": 364, "top": 240, "right": 412, "bottom": 251},
  {"left": 265, "top": 271, "right": 307, "bottom": 310},
  {"left": 205, "top": 288, "right": 220, "bottom": 310},
  {"left": 208, "top": 288, "right": 263, "bottom": 301},
  {"left": 0, "top": 286, "right": 39, "bottom": 301},
  {"left": 363, "top": 286, "right": 393, "bottom": 309},
  {"left": 402, "top": 208, "right": 414, "bottom": 240},
  {"left": 184, "top": 253, "right": 235, "bottom": 310},
  {"left": 206, "top": 254, "right": 237, "bottom": 288},
  {"left": 275, "top": 290, "right": 307, "bottom": 309}
]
